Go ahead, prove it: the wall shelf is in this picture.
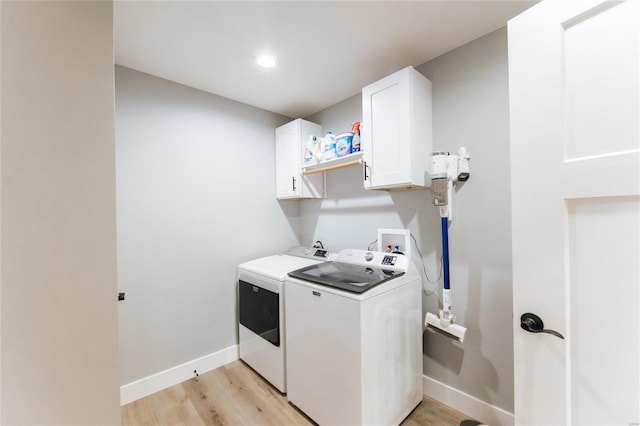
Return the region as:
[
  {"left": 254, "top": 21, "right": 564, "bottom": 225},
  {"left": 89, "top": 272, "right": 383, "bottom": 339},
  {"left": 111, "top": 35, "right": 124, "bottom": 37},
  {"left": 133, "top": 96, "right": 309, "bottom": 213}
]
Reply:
[{"left": 301, "top": 152, "right": 363, "bottom": 175}]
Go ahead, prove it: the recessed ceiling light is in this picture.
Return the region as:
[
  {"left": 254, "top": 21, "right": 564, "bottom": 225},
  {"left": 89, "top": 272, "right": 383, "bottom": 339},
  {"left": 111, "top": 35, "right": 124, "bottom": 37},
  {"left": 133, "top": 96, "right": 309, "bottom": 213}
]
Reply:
[{"left": 257, "top": 54, "right": 276, "bottom": 68}]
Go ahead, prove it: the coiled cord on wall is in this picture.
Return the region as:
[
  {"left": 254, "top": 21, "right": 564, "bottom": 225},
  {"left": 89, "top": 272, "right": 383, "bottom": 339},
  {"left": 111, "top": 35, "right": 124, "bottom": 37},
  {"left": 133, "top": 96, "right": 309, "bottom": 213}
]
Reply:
[{"left": 366, "top": 235, "right": 443, "bottom": 301}]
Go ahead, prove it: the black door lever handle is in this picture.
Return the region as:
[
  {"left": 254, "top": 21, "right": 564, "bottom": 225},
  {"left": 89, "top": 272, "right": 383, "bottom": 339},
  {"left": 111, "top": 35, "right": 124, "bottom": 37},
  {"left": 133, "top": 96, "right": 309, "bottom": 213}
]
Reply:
[{"left": 520, "top": 313, "right": 564, "bottom": 339}]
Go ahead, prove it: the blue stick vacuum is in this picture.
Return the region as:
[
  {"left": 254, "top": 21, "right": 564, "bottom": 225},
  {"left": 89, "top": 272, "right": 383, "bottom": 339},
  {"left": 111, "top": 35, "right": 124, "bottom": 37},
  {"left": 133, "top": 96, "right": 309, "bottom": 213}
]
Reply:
[{"left": 424, "top": 150, "right": 470, "bottom": 343}]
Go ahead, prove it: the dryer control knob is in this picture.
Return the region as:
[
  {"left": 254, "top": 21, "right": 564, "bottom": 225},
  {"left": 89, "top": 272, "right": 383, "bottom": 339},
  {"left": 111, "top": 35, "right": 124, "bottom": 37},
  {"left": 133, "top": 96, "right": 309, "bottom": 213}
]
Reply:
[{"left": 364, "top": 251, "right": 374, "bottom": 261}]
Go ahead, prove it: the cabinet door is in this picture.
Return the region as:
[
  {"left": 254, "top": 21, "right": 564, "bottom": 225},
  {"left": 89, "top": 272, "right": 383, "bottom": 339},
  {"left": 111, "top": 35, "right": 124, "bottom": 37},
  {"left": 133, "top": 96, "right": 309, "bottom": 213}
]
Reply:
[
  {"left": 362, "top": 66, "right": 431, "bottom": 191},
  {"left": 275, "top": 119, "right": 324, "bottom": 199},
  {"left": 362, "top": 70, "right": 411, "bottom": 189},
  {"left": 275, "top": 123, "right": 299, "bottom": 199}
]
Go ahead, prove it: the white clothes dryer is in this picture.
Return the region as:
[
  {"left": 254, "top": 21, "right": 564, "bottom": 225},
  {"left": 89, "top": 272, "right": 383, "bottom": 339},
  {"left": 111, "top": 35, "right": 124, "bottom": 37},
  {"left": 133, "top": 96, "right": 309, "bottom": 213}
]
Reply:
[{"left": 237, "top": 246, "right": 332, "bottom": 393}]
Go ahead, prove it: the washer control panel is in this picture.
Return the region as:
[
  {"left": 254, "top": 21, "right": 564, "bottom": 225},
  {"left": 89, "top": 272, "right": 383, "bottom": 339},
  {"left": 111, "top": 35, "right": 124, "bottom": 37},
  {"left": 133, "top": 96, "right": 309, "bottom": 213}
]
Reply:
[
  {"left": 335, "top": 249, "right": 409, "bottom": 271},
  {"left": 381, "top": 255, "right": 397, "bottom": 266}
]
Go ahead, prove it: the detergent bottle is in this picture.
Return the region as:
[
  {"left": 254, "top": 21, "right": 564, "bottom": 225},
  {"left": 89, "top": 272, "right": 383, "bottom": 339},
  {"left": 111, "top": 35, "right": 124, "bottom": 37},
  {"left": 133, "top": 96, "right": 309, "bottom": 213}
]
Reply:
[
  {"left": 320, "top": 131, "right": 336, "bottom": 161},
  {"left": 351, "top": 121, "right": 361, "bottom": 152},
  {"left": 303, "top": 135, "right": 320, "bottom": 165},
  {"left": 334, "top": 132, "right": 353, "bottom": 157}
]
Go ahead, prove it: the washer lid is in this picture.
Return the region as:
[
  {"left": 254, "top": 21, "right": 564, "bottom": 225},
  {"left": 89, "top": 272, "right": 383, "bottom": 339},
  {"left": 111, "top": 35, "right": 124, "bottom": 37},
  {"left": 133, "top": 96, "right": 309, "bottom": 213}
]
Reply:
[{"left": 287, "top": 261, "right": 405, "bottom": 294}]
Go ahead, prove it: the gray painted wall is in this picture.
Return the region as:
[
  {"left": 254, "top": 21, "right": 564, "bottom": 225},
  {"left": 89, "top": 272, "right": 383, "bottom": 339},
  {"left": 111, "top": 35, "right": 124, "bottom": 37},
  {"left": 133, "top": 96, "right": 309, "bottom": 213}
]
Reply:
[
  {"left": 115, "top": 66, "right": 298, "bottom": 385},
  {"left": 304, "top": 28, "right": 514, "bottom": 412},
  {"left": 115, "top": 27, "right": 514, "bottom": 413},
  {"left": 1, "top": 2, "right": 120, "bottom": 423}
]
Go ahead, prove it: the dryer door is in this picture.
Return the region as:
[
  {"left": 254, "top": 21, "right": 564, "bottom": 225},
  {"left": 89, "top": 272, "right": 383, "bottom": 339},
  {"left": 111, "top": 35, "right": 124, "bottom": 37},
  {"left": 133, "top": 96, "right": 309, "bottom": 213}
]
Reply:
[{"left": 239, "top": 280, "right": 280, "bottom": 346}]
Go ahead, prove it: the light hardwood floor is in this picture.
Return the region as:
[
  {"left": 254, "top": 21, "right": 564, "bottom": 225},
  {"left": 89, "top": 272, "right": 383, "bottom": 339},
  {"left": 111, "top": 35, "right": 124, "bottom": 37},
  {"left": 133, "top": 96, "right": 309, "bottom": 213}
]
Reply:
[{"left": 122, "top": 360, "right": 476, "bottom": 426}]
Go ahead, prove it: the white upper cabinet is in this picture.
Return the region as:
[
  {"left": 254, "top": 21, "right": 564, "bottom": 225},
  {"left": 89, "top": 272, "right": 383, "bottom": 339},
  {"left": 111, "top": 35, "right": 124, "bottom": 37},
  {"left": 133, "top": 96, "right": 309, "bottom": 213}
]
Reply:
[
  {"left": 275, "top": 118, "right": 325, "bottom": 199},
  {"left": 361, "top": 66, "right": 432, "bottom": 190}
]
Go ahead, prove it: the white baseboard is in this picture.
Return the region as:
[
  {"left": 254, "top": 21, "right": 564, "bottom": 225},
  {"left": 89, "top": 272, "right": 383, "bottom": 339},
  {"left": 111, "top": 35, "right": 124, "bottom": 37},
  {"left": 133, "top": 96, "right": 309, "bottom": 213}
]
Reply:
[
  {"left": 120, "top": 347, "right": 511, "bottom": 424},
  {"left": 120, "top": 345, "right": 238, "bottom": 406},
  {"left": 423, "top": 375, "right": 514, "bottom": 426}
]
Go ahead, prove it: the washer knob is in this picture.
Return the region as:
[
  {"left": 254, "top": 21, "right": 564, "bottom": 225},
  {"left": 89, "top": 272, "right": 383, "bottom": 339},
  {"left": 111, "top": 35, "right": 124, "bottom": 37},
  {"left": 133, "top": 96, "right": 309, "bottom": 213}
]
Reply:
[{"left": 364, "top": 251, "right": 374, "bottom": 261}]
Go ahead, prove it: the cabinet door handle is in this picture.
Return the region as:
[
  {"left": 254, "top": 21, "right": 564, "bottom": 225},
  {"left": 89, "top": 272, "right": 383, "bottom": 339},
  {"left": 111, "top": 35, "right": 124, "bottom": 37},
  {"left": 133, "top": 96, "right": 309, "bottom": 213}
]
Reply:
[
  {"left": 292, "top": 176, "right": 297, "bottom": 191},
  {"left": 363, "top": 161, "right": 369, "bottom": 181}
]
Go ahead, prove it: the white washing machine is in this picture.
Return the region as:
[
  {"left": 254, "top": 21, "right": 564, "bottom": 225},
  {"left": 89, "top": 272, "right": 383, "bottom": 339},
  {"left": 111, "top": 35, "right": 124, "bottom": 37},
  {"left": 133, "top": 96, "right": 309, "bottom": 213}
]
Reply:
[
  {"left": 285, "top": 249, "right": 423, "bottom": 426},
  {"left": 237, "top": 246, "right": 332, "bottom": 393}
]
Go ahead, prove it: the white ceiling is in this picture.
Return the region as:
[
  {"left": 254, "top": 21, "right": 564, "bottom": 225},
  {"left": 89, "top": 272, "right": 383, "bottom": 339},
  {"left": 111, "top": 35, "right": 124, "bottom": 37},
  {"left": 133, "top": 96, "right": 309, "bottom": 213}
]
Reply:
[{"left": 114, "top": 1, "right": 537, "bottom": 118}]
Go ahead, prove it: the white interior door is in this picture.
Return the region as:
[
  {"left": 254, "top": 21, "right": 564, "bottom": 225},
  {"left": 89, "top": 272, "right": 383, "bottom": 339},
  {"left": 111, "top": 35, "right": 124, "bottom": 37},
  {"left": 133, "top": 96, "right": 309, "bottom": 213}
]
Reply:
[{"left": 509, "top": 1, "right": 639, "bottom": 425}]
